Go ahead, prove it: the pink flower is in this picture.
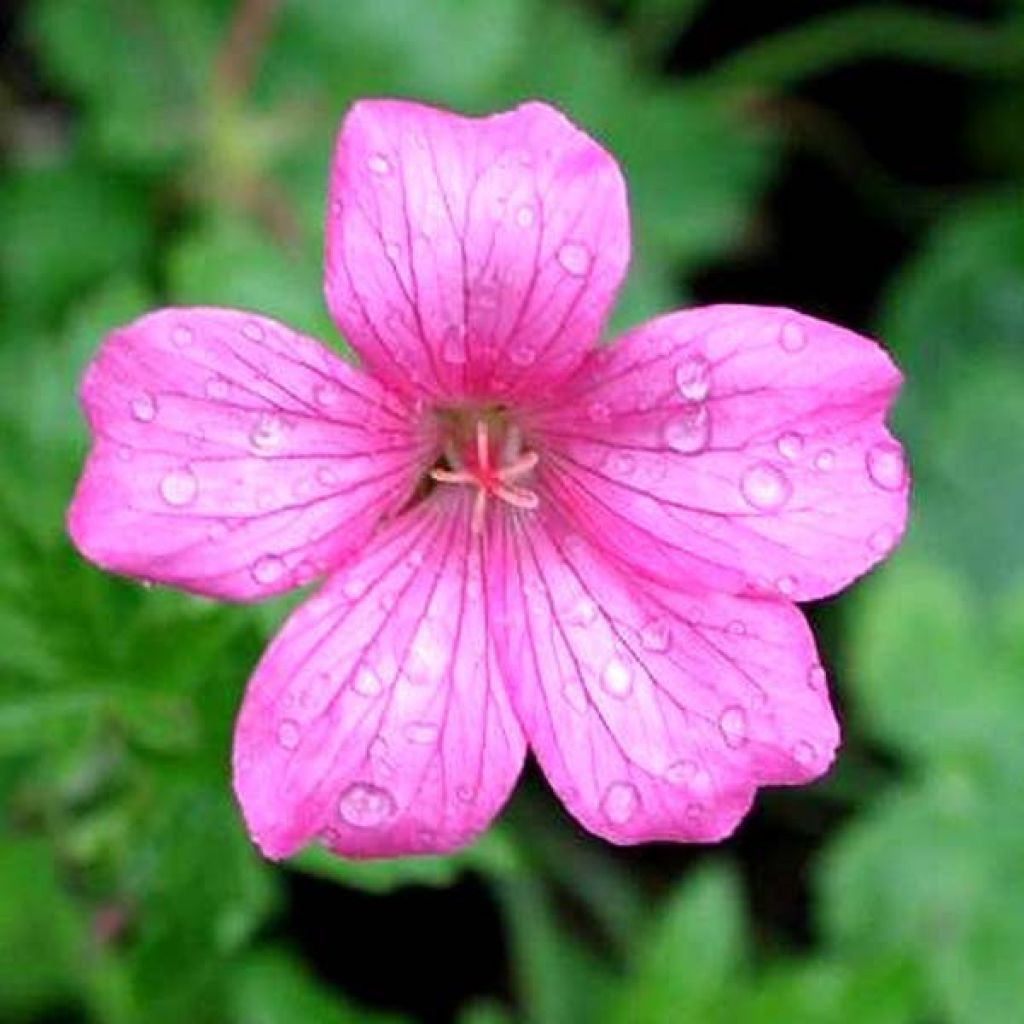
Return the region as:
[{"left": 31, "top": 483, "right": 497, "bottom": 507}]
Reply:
[{"left": 68, "top": 99, "right": 908, "bottom": 859}]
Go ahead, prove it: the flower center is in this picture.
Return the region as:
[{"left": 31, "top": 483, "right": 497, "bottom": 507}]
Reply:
[{"left": 429, "top": 413, "right": 540, "bottom": 533}]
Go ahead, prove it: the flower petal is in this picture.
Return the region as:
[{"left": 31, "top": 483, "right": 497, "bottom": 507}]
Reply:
[
  {"left": 324, "top": 99, "right": 629, "bottom": 402},
  {"left": 533, "top": 305, "right": 908, "bottom": 601},
  {"left": 233, "top": 491, "right": 525, "bottom": 859},
  {"left": 491, "top": 510, "right": 838, "bottom": 844},
  {"left": 68, "top": 308, "right": 428, "bottom": 600}
]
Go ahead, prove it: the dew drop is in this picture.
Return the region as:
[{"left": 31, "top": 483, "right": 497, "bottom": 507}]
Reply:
[
  {"left": 792, "top": 740, "right": 816, "bottom": 766},
  {"left": 807, "top": 663, "right": 827, "bottom": 690},
  {"left": 776, "top": 574, "right": 797, "bottom": 596},
  {"left": 277, "top": 719, "right": 301, "bottom": 750},
  {"left": 205, "top": 376, "right": 229, "bottom": 400},
  {"left": 242, "top": 321, "right": 264, "bottom": 341},
  {"left": 404, "top": 721, "right": 439, "bottom": 745},
  {"left": 866, "top": 442, "right": 906, "bottom": 491},
  {"left": 353, "top": 668, "right": 383, "bottom": 697},
  {"left": 314, "top": 381, "right": 340, "bottom": 407},
  {"left": 250, "top": 413, "right": 286, "bottom": 453},
  {"left": 726, "top": 619, "right": 747, "bottom": 636},
  {"left": 610, "top": 452, "right": 636, "bottom": 477},
  {"left": 172, "top": 325, "right": 194, "bottom": 348},
  {"left": 159, "top": 467, "right": 198, "bottom": 507},
  {"left": 510, "top": 344, "right": 536, "bottom": 367},
  {"left": 456, "top": 784, "right": 475, "bottom": 803},
  {"left": 568, "top": 597, "right": 598, "bottom": 626},
  {"left": 779, "top": 321, "right": 807, "bottom": 352},
  {"left": 343, "top": 577, "right": 368, "bottom": 600},
  {"left": 131, "top": 392, "right": 157, "bottom": 422},
  {"left": 316, "top": 466, "right": 338, "bottom": 487},
  {"left": 868, "top": 526, "right": 897, "bottom": 553},
  {"left": 251, "top": 554, "right": 285, "bottom": 586},
  {"left": 674, "top": 355, "right": 711, "bottom": 402},
  {"left": 601, "top": 781, "right": 640, "bottom": 825},
  {"left": 587, "top": 400, "right": 610, "bottom": 423},
  {"left": 814, "top": 449, "right": 836, "bottom": 472},
  {"left": 740, "top": 462, "right": 792, "bottom": 511},
  {"left": 776, "top": 431, "right": 804, "bottom": 461},
  {"left": 665, "top": 759, "right": 699, "bottom": 786},
  {"left": 664, "top": 404, "right": 710, "bottom": 454},
  {"left": 601, "top": 657, "right": 633, "bottom": 698},
  {"left": 337, "top": 782, "right": 396, "bottom": 828},
  {"left": 367, "top": 152, "right": 392, "bottom": 175},
  {"left": 557, "top": 241, "right": 591, "bottom": 277},
  {"left": 515, "top": 205, "right": 535, "bottom": 228},
  {"left": 718, "top": 705, "right": 748, "bottom": 748},
  {"left": 639, "top": 618, "right": 672, "bottom": 653}
]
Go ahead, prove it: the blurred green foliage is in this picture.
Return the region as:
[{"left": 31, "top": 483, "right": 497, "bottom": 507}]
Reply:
[{"left": 2, "top": 0, "right": 1024, "bottom": 1021}]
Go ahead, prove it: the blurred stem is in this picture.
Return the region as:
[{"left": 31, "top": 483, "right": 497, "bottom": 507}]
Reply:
[
  {"left": 212, "top": 0, "right": 280, "bottom": 102},
  {"left": 698, "top": 5, "right": 1024, "bottom": 93}
]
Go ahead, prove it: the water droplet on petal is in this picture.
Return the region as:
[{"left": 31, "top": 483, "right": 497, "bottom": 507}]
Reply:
[
  {"left": 568, "top": 597, "right": 598, "bottom": 626},
  {"left": 557, "top": 241, "right": 591, "bottom": 277},
  {"left": 807, "top": 663, "right": 827, "bottom": 690},
  {"left": 242, "top": 321, "right": 265, "bottom": 341},
  {"left": 601, "top": 657, "right": 633, "bottom": 698},
  {"left": 779, "top": 321, "right": 807, "bottom": 352},
  {"left": 776, "top": 431, "right": 804, "bottom": 461},
  {"left": 792, "top": 740, "right": 816, "bottom": 766},
  {"left": 172, "top": 325, "right": 194, "bottom": 348},
  {"left": 601, "top": 781, "right": 640, "bottom": 825},
  {"left": 639, "top": 618, "right": 672, "bottom": 652},
  {"left": 404, "top": 721, "right": 439, "bottom": 745},
  {"left": 205, "top": 377, "right": 229, "bottom": 400},
  {"left": 314, "top": 381, "right": 340, "bottom": 407},
  {"left": 250, "top": 413, "right": 286, "bottom": 453},
  {"left": 277, "top": 719, "right": 301, "bottom": 750},
  {"left": 866, "top": 442, "right": 906, "bottom": 491},
  {"left": 726, "top": 619, "right": 747, "bottom": 636},
  {"left": 664, "top": 404, "right": 710, "bottom": 454},
  {"left": 251, "top": 554, "right": 285, "bottom": 586},
  {"left": 343, "top": 577, "right": 368, "bottom": 601},
  {"left": 131, "top": 392, "right": 157, "bottom": 422},
  {"left": 159, "top": 467, "right": 198, "bottom": 506},
  {"left": 868, "top": 526, "right": 897, "bottom": 553},
  {"left": 337, "top": 782, "right": 396, "bottom": 828},
  {"left": 674, "top": 355, "right": 711, "bottom": 402},
  {"left": 776, "top": 574, "right": 797, "bottom": 596},
  {"left": 515, "top": 205, "right": 535, "bottom": 228},
  {"left": 587, "top": 400, "right": 610, "bottom": 423},
  {"left": 367, "top": 153, "right": 392, "bottom": 175},
  {"left": 610, "top": 452, "right": 636, "bottom": 477},
  {"left": 665, "top": 759, "right": 699, "bottom": 785},
  {"left": 510, "top": 344, "right": 536, "bottom": 367},
  {"left": 353, "top": 668, "right": 383, "bottom": 697},
  {"left": 814, "top": 449, "right": 835, "bottom": 472},
  {"left": 718, "top": 705, "right": 748, "bottom": 748},
  {"left": 456, "top": 784, "right": 475, "bottom": 803},
  {"left": 316, "top": 466, "right": 338, "bottom": 487},
  {"left": 741, "top": 462, "right": 792, "bottom": 511}
]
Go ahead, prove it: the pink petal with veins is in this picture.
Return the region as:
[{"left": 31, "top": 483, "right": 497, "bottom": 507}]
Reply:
[
  {"left": 68, "top": 308, "right": 429, "bottom": 600},
  {"left": 490, "top": 511, "right": 838, "bottom": 844},
  {"left": 532, "top": 305, "right": 908, "bottom": 601},
  {"left": 324, "top": 99, "right": 629, "bottom": 403},
  {"left": 233, "top": 490, "right": 525, "bottom": 858}
]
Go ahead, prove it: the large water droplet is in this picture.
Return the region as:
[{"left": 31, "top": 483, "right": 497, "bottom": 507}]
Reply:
[
  {"left": 718, "top": 705, "right": 748, "bottom": 748},
  {"left": 639, "top": 618, "right": 672, "bottom": 653},
  {"left": 404, "top": 721, "right": 439, "bottom": 745},
  {"left": 674, "top": 355, "right": 711, "bottom": 402},
  {"left": 557, "top": 241, "right": 591, "bottom": 277},
  {"left": 367, "top": 153, "right": 392, "bottom": 175},
  {"left": 779, "top": 321, "right": 807, "bottom": 352},
  {"left": 664, "top": 404, "right": 710, "bottom": 454},
  {"left": 740, "top": 462, "right": 792, "bottom": 511},
  {"left": 337, "top": 782, "right": 396, "bottom": 828},
  {"left": 601, "top": 781, "right": 640, "bottom": 825},
  {"left": 277, "top": 719, "right": 301, "bottom": 750},
  {"left": 601, "top": 657, "right": 633, "bottom": 698},
  {"left": 131, "top": 392, "right": 157, "bottom": 422},
  {"left": 776, "top": 431, "right": 804, "bottom": 461},
  {"left": 250, "top": 413, "right": 286, "bottom": 453},
  {"left": 159, "top": 467, "right": 198, "bottom": 506},
  {"left": 251, "top": 554, "right": 285, "bottom": 586},
  {"left": 866, "top": 442, "right": 906, "bottom": 491}
]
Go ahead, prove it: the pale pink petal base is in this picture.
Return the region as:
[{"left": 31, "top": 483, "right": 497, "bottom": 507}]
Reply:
[
  {"left": 489, "top": 508, "right": 838, "bottom": 844},
  {"left": 531, "top": 305, "right": 909, "bottom": 602},
  {"left": 324, "top": 99, "right": 630, "bottom": 402},
  {"left": 233, "top": 491, "right": 526, "bottom": 858},
  {"left": 68, "top": 308, "right": 430, "bottom": 600}
]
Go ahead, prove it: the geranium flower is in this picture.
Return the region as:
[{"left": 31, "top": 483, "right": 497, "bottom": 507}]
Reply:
[{"left": 68, "top": 100, "right": 908, "bottom": 859}]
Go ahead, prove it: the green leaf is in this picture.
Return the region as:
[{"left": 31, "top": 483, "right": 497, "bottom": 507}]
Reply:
[
  {"left": 289, "top": 825, "right": 520, "bottom": 894},
  {"left": 607, "top": 862, "right": 747, "bottom": 1024},
  {"left": 230, "top": 948, "right": 408, "bottom": 1024},
  {"left": 0, "top": 838, "right": 86, "bottom": 1018}
]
